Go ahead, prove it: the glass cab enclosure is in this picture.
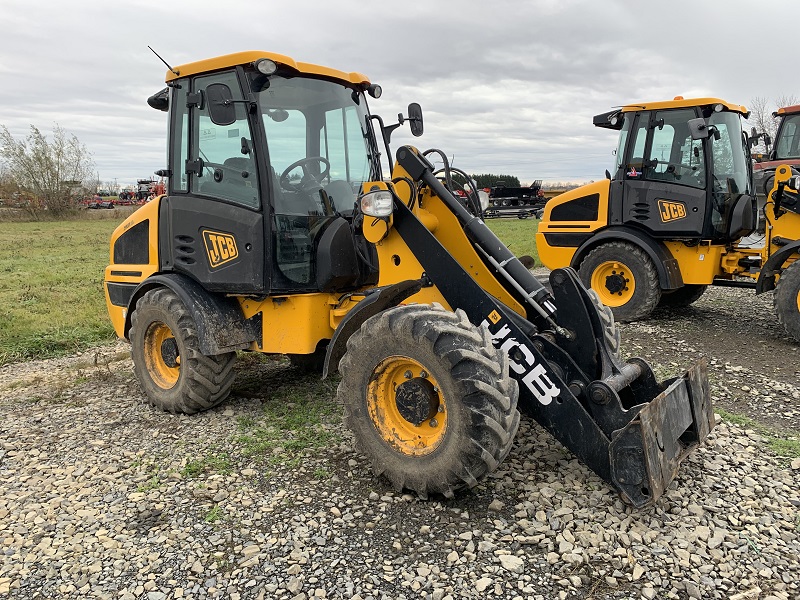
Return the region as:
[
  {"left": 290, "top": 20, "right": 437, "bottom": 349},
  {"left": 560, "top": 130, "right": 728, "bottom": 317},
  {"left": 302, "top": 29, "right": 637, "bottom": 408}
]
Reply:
[
  {"left": 166, "top": 65, "right": 381, "bottom": 294},
  {"left": 610, "top": 105, "right": 753, "bottom": 243}
]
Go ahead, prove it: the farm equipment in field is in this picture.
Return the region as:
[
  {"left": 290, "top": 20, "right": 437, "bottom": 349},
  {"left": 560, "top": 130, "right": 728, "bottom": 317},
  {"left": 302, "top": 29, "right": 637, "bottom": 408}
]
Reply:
[
  {"left": 537, "top": 96, "right": 800, "bottom": 342},
  {"left": 104, "top": 52, "right": 714, "bottom": 507},
  {"left": 484, "top": 180, "right": 547, "bottom": 219}
]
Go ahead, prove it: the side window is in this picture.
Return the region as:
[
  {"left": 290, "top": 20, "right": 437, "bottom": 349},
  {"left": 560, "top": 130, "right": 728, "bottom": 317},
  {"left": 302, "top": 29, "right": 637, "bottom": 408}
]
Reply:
[
  {"left": 624, "top": 114, "right": 648, "bottom": 180},
  {"left": 192, "top": 71, "right": 259, "bottom": 208},
  {"left": 645, "top": 109, "right": 705, "bottom": 189},
  {"left": 171, "top": 84, "right": 189, "bottom": 192},
  {"left": 777, "top": 116, "right": 800, "bottom": 159}
]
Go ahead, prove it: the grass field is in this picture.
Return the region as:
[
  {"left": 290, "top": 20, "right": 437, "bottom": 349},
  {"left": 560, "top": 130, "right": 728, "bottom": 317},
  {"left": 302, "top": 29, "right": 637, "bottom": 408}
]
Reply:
[
  {"left": 0, "top": 218, "right": 120, "bottom": 364},
  {"left": 0, "top": 215, "right": 540, "bottom": 365}
]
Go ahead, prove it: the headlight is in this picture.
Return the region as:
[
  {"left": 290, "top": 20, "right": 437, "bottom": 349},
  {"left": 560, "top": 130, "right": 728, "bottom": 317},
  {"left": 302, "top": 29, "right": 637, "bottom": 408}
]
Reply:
[
  {"left": 255, "top": 59, "right": 278, "bottom": 75},
  {"left": 360, "top": 190, "right": 393, "bottom": 217}
]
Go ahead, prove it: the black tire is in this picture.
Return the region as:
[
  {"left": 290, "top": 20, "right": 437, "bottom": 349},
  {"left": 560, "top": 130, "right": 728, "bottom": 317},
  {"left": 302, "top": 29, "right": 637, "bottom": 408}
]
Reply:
[
  {"left": 578, "top": 242, "right": 661, "bottom": 322},
  {"left": 586, "top": 288, "right": 621, "bottom": 356},
  {"left": 338, "top": 304, "right": 520, "bottom": 499},
  {"left": 659, "top": 284, "right": 707, "bottom": 308},
  {"left": 130, "top": 288, "right": 236, "bottom": 414},
  {"left": 774, "top": 261, "right": 800, "bottom": 343}
]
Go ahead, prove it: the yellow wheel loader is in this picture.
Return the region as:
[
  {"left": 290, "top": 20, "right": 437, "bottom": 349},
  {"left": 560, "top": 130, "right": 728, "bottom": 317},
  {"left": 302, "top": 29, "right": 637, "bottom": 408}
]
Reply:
[
  {"left": 104, "top": 53, "right": 713, "bottom": 506},
  {"left": 537, "top": 96, "right": 800, "bottom": 340}
]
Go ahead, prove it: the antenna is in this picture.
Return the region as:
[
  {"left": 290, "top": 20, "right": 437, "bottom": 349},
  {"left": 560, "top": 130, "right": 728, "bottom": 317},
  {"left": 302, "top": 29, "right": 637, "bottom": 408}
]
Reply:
[{"left": 148, "top": 46, "right": 179, "bottom": 76}]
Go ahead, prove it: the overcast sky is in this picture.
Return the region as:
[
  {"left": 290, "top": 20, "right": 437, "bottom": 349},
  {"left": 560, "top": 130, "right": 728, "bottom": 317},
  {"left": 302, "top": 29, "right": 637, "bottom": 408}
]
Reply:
[{"left": 0, "top": 0, "right": 795, "bottom": 188}]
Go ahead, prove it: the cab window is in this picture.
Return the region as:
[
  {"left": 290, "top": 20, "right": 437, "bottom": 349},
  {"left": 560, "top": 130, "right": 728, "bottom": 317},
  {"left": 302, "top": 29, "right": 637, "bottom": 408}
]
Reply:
[
  {"left": 192, "top": 71, "right": 259, "bottom": 209},
  {"left": 643, "top": 109, "right": 705, "bottom": 189}
]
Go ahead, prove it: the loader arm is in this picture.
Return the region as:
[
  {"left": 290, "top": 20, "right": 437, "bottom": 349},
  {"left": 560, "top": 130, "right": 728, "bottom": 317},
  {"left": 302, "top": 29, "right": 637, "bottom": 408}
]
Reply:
[{"left": 387, "top": 146, "right": 714, "bottom": 508}]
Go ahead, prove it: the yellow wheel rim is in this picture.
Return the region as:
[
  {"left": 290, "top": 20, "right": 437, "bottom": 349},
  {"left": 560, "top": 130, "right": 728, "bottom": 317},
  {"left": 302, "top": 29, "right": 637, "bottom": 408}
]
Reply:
[
  {"left": 367, "top": 356, "right": 446, "bottom": 456},
  {"left": 796, "top": 289, "right": 800, "bottom": 314},
  {"left": 591, "top": 260, "right": 636, "bottom": 307},
  {"left": 143, "top": 321, "right": 180, "bottom": 389}
]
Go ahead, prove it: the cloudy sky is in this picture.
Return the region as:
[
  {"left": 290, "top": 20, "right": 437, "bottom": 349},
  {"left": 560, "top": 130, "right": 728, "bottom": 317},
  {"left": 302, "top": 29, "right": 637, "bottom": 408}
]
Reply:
[{"left": 0, "top": 0, "right": 794, "bottom": 188}]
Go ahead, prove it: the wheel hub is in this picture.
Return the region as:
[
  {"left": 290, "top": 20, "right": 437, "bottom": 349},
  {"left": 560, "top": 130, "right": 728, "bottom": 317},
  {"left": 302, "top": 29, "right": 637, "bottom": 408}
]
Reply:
[
  {"left": 160, "top": 338, "right": 179, "bottom": 368},
  {"left": 604, "top": 272, "right": 628, "bottom": 294},
  {"left": 395, "top": 378, "right": 439, "bottom": 426}
]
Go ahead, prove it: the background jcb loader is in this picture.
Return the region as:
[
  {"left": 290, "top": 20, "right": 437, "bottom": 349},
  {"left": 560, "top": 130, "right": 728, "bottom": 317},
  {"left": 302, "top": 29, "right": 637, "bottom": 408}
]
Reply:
[
  {"left": 104, "top": 53, "right": 713, "bottom": 507},
  {"left": 752, "top": 103, "right": 800, "bottom": 201},
  {"left": 537, "top": 96, "right": 800, "bottom": 341}
]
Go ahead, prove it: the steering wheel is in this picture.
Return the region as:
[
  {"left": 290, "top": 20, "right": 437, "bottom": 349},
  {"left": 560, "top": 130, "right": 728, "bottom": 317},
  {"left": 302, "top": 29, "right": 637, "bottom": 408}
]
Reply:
[
  {"left": 280, "top": 157, "right": 331, "bottom": 192},
  {"left": 659, "top": 161, "right": 699, "bottom": 176}
]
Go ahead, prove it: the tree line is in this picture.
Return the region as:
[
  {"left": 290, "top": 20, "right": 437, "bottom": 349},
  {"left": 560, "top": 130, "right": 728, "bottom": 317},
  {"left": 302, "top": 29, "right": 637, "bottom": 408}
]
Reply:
[{"left": 0, "top": 124, "right": 95, "bottom": 217}]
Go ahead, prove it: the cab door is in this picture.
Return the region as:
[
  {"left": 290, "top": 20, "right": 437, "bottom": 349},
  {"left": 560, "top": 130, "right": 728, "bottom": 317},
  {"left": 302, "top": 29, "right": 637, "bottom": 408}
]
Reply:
[
  {"left": 619, "top": 109, "right": 707, "bottom": 239},
  {"left": 161, "top": 70, "right": 267, "bottom": 294}
]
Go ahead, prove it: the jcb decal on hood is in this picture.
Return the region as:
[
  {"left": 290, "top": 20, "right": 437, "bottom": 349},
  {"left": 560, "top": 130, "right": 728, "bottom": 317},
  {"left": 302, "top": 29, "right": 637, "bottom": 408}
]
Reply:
[
  {"left": 658, "top": 199, "right": 687, "bottom": 222},
  {"left": 203, "top": 230, "right": 239, "bottom": 268},
  {"left": 481, "top": 319, "right": 561, "bottom": 406}
]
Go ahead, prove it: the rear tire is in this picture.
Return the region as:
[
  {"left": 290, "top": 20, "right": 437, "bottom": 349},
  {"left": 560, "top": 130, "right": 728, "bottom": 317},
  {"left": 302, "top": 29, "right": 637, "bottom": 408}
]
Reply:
[
  {"left": 338, "top": 304, "right": 520, "bottom": 499},
  {"left": 774, "top": 261, "right": 800, "bottom": 343},
  {"left": 130, "top": 288, "right": 236, "bottom": 414},
  {"left": 579, "top": 242, "right": 661, "bottom": 322},
  {"left": 659, "top": 284, "right": 707, "bottom": 308}
]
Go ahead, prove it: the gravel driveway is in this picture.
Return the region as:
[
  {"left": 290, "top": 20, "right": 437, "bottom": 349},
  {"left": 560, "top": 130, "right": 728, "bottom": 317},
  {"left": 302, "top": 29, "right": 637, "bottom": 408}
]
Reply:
[{"left": 1, "top": 285, "right": 798, "bottom": 600}]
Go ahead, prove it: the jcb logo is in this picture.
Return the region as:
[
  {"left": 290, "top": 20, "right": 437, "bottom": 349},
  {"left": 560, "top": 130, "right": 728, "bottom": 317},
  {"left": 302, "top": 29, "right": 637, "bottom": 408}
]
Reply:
[
  {"left": 658, "top": 199, "right": 687, "bottom": 223},
  {"left": 203, "top": 230, "right": 239, "bottom": 268}
]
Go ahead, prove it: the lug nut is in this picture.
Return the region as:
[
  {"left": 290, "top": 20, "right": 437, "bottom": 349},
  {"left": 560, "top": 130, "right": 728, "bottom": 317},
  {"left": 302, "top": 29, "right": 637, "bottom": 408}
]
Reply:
[
  {"left": 429, "top": 418, "right": 438, "bottom": 427},
  {"left": 404, "top": 370, "right": 413, "bottom": 379},
  {"left": 419, "top": 370, "right": 428, "bottom": 378}
]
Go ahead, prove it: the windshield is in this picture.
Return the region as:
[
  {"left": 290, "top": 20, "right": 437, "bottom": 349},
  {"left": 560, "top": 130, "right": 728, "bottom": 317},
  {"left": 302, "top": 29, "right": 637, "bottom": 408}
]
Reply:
[
  {"left": 707, "top": 111, "right": 752, "bottom": 235},
  {"left": 253, "top": 74, "right": 380, "bottom": 206},
  {"left": 708, "top": 111, "right": 751, "bottom": 195},
  {"left": 776, "top": 114, "right": 800, "bottom": 159},
  {"left": 250, "top": 73, "right": 380, "bottom": 287}
]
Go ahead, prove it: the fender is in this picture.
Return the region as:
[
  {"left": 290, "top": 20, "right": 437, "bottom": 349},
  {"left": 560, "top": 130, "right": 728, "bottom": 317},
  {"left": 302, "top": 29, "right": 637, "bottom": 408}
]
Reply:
[
  {"left": 322, "top": 278, "right": 425, "bottom": 378},
  {"left": 571, "top": 226, "right": 683, "bottom": 290},
  {"left": 756, "top": 241, "right": 800, "bottom": 293},
  {"left": 125, "top": 273, "right": 258, "bottom": 355}
]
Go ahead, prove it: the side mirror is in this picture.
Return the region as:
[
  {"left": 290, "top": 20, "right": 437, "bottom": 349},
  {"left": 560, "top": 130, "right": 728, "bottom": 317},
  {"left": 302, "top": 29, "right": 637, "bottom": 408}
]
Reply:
[
  {"left": 688, "top": 118, "right": 709, "bottom": 140},
  {"left": 407, "top": 103, "right": 424, "bottom": 137},
  {"left": 206, "top": 83, "right": 236, "bottom": 126}
]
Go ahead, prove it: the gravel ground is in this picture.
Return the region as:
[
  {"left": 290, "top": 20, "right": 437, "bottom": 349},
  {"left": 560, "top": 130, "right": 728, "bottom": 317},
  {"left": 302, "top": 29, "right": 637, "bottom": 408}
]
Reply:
[{"left": 1, "top": 285, "right": 799, "bottom": 600}]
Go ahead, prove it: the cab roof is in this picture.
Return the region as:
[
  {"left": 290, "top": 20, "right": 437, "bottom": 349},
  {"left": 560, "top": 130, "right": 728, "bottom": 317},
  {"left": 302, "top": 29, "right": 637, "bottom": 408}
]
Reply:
[
  {"left": 617, "top": 97, "right": 748, "bottom": 115},
  {"left": 165, "top": 51, "right": 370, "bottom": 87},
  {"left": 593, "top": 96, "right": 749, "bottom": 130},
  {"left": 775, "top": 104, "right": 800, "bottom": 116}
]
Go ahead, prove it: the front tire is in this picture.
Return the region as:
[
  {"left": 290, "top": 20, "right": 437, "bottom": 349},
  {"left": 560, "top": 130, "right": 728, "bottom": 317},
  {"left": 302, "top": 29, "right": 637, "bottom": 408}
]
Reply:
[
  {"left": 774, "top": 261, "right": 800, "bottom": 343},
  {"left": 579, "top": 242, "right": 661, "bottom": 322},
  {"left": 338, "top": 304, "right": 520, "bottom": 499},
  {"left": 130, "top": 288, "right": 236, "bottom": 414}
]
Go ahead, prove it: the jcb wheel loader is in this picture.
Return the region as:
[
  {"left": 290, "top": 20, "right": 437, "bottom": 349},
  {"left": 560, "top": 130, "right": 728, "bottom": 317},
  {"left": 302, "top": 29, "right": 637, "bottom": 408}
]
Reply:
[
  {"left": 537, "top": 96, "right": 800, "bottom": 340},
  {"left": 104, "top": 53, "right": 713, "bottom": 506},
  {"left": 752, "top": 103, "right": 800, "bottom": 201}
]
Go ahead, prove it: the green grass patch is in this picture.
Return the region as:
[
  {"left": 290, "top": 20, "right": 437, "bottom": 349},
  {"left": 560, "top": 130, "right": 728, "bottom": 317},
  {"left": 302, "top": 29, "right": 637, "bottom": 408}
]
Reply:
[
  {"left": 181, "top": 450, "right": 233, "bottom": 478},
  {"left": 233, "top": 368, "right": 342, "bottom": 467},
  {"left": 717, "top": 408, "right": 800, "bottom": 459},
  {"left": 485, "top": 218, "right": 540, "bottom": 264},
  {"left": 0, "top": 218, "right": 121, "bottom": 364}
]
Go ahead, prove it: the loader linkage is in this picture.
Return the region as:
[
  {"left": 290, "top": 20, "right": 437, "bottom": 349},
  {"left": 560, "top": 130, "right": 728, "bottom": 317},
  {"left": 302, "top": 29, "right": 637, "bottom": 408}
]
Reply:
[{"left": 394, "top": 147, "right": 715, "bottom": 507}]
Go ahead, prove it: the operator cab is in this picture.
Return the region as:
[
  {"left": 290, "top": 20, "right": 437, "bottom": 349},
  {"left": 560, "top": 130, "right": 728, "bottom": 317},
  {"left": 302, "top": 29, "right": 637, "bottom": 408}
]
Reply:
[
  {"left": 599, "top": 98, "right": 755, "bottom": 243},
  {"left": 151, "top": 53, "right": 390, "bottom": 296}
]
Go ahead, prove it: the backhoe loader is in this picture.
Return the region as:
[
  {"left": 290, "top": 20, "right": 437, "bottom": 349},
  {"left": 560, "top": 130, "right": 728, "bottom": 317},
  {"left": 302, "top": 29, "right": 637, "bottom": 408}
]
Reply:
[
  {"left": 537, "top": 97, "right": 800, "bottom": 341},
  {"left": 104, "top": 53, "right": 712, "bottom": 507}
]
